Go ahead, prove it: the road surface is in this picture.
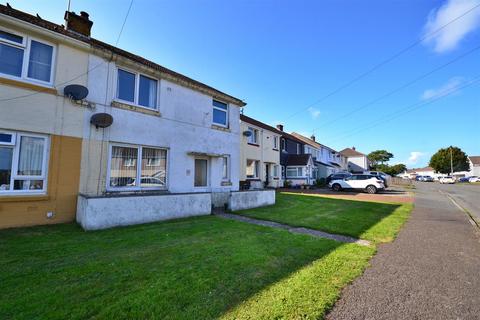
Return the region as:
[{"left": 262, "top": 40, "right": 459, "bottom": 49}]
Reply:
[{"left": 326, "top": 182, "right": 480, "bottom": 320}]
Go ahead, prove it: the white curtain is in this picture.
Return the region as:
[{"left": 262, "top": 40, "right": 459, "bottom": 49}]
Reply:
[
  {"left": 18, "top": 136, "right": 44, "bottom": 176},
  {"left": 28, "top": 40, "right": 53, "bottom": 82}
]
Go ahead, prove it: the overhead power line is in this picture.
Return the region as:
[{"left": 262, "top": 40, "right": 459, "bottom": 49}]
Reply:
[
  {"left": 0, "top": 0, "right": 135, "bottom": 103},
  {"left": 281, "top": 2, "right": 480, "bottom": 122}
]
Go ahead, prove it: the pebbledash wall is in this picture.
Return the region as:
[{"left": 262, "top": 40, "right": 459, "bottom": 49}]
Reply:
[{"left": 0, "top": 13, "right": 89, "bottom": 228}]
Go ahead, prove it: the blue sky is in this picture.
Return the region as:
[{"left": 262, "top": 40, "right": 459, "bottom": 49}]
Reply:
[{"left": 9, "top": 0, "right": 480, "bottom": 167}]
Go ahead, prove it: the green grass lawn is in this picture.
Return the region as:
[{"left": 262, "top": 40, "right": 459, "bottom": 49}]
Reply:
[
  {"left": 235, "top": 193, "right": 413, "bottom": 243},
  {"left": 0, "top": 216, "right": 374, "bottom": 320}
]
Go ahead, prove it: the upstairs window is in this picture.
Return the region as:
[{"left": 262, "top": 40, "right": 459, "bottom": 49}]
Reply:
[
  {"left": 273, "top": 136, "right": 278, "bottom": 149},
  {"left": 0, "top": 29, "right": 54, "bottom": 84},
  {"left": 116, "top": 68, "right": 158, "bottom": 109},
  {"left": 212, "top": 100, "right": 228, "bottom": 127},
  {"left": 0, "top": 131, "right": 49, "bottom": 194},
  {"left": 247, "top": 127, "right": 258, "bottom": 144}
]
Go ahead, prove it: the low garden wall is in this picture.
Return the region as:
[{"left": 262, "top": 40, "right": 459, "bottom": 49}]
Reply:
[
  {"left": 77, "top": 193, "right": 212, "bottom": 230},
  {"left": 229, "top": 189, "right": 276, "bottom": 211}
]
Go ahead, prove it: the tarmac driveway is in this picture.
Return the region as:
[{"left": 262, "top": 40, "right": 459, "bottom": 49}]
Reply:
[{"left": 326, "top": 181, "right": 480, "bottom": 319}]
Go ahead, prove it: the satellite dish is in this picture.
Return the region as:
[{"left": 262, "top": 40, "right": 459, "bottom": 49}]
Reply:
[
  {"left": 64, "top": 84, "right": 89, "bottom": 100},
  {"left": 90, "top": 113, "right": 113, "bottom": 129},
  {"left": 243, "top": 130, "right": 252, "bottom": 137}
]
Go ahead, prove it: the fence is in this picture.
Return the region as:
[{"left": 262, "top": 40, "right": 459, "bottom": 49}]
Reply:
[{"left": 391, "top": 177, "right": 412, "bottom": 186}]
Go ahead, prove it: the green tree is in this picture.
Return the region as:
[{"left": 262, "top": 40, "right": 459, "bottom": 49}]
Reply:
[
  {"left": 429, "top": 146, "right": 469, "bottom": 174},
  {"left": 376, "top": 163, "right": 406, "bottom": 176},
  {"left": 368, "top": 150, "right": 394, "bottom": 168}
]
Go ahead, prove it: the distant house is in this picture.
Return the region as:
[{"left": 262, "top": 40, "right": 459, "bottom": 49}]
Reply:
[
  {"left": 290, "top": 133, "right": 347, "bottom": 179},
  {"left": 468, "top": 156, "right": 480, "bottom": 176},
  {"left": 340, "top": 147, "right": 370, "bottom": 173},
  {"left": 239, "top": 115, "right": 282, "bottom": 189},
  {"left": 276, "top": 125, "right": 315, "bottom": 186},
  {"left": 401, "top": 166, "right": 436, "bottom": 179}
]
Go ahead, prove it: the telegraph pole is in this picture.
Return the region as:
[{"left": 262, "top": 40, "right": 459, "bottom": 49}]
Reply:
[{"left": 450, "top": 147, "right": 453, "bottom": 175}]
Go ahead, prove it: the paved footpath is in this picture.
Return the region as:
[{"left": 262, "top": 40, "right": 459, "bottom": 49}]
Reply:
[{"left": 326, "top": 183, "right": 480, "bottom": 320}]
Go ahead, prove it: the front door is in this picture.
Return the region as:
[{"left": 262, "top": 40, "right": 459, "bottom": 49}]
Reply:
[{"left": 265, "top": 164, "right": 270, "bottom": 186}]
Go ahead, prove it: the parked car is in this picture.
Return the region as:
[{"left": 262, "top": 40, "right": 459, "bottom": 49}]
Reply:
[
  {"left": 458, "top": 177, "right": 471, "bottom": 183},
  {"left": 368, "top": 171, "right": 391, "bottom": 187},
  {"left": 326, "top": 172, "right": 352, "bottom": 184},
  {"left": 422, "top": 175, "right": 434, "bottom": 182},
  {"left": 415, "top": 175, "right": 424, "bottom": 181},
  {"left": 329, "top": 174, "right": 385, "bottom": 194},
  {"left": 469, "top": 176, "right": 480, "bottom": 183},
  {"left": 439, "top": 176, "right": 455, "bottom": 184}
]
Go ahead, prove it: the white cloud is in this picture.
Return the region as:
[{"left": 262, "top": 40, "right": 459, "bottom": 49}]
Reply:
[
  {"left": 423, "top": 0, "right": 480, "bottom": 53},
  {"left": 421, "top": 77, "right": 464, "bottom": 100},
  {"left": 407, "top": 152, "right": 425, "bottom": 165},
  {"left": 308, "top": 107, "right": 321, "bottom": 119}
]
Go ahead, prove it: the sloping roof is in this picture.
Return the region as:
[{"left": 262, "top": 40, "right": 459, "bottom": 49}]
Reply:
[
  {"left": 340, "top": 147, "right": 366, "bottom": 157},
  {"left": 286, "top": 154, "right": 312, "bottom": 166},
  {"left": 469, "top": 156, "right": 480, "bottom": 165},
  {"left": 290, "top": 132, "right": 338, "bottom": 153},
  {"left": 0, "top": 4, "right": 246, "bottom": 107},
  {"left": 406, "top": 166, "right": 434, "bottom": 173},
  {"left": 240, "top": 115, "right": 283, "bottom": 135}
]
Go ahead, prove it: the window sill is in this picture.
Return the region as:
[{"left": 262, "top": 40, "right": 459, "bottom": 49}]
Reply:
[
  {"left": 111, "top": 100, "right": 161, "bottom": 117},
  {"left": 211, "top": 124, "right": 230, "bottom": 132},
  {"left": 248, "top": 143, "right": 260, "bottom": 147},
  {"left": 221, "top": 181, "right": 232, "bottom": 186},
  {"left": 0, "top": 194, "right": 49, "bottom": 202},
  {"left": 0, "top": 77, "right": 57, "bottom": 95},
  {"left": 246, "top": 178, "right": 261, "bottom": 181},
  {"left": 273, "top": 148, "right": 279, "bottom": 151}
]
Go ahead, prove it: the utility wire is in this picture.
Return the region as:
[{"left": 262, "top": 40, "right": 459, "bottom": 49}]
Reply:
[
  {"left": 281, "top": 2, "right": 480, "bottom": 122},
  {"left": 0, "top": 0, "right": 135, "bottom": 103},
  {"left": 327, "top": 75, "right": 480, "bottom": 145},
  {"left": 310, "top": 44, "right": 480, "bottom": 132}
]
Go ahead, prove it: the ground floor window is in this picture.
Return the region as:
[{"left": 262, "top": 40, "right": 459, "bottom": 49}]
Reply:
[
  {"left": 0, "top": 131, "right": 48, "bottom": 194},
  {"left": 194, "top": 158, "right": 208, "bottom": 187},
  {"left": 286, "top": 167, "right": 303, "bottom": 178},
  {"left": 222, "top": 156, "right": 229, "bottom": 181},
  {"left": 108, "top": 144, "right": 167, "bottom": 190},
  {"left": 273, "top": 165, "right": 279, "bottom": 177},
  {"left": 246, "top": 159, "right": 259, "bottom": 179}
]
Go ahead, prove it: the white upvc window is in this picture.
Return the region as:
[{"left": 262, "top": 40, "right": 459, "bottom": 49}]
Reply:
[
  {"left": 0, "top": 130, "right": 49, "bottom": 195},
  {"left": 286, "top": 167, "right": 303, "bottom": 178},
  {"left": 247, "top": 127, "right": 259, "bottom": 144},
  {"left": 116, "top": 67, "right": 158, "bottom": 109},
  {"left": 273, "top": 165, "right": 279, "bottom": 177},
  {"left": 212, "top": 99, "right": 229, "bottom": 127},
  {"left": 107, "top": 144, "right": 167, "bottom": 191},
  {"left": 246, "top": 159, "right": 259, "bottom": 179},
  {"left": 273, "top": 136, "right": 278, "bottom": 149},
  {"left": 222, "top": 156, "right": 229, "bottom": 181},
  {"left": 0, "top": 28, "right": 56, "bottom": 85}
]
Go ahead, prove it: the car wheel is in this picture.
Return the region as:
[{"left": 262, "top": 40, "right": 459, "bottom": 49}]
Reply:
[
  {"left": 366, "top": 185, "right": 377, "bottom": 194},
  {"left": 332, "top": 183, "right": 342, "bottom": 192}
]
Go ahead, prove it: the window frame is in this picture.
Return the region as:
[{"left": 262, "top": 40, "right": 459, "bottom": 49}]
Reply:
[
  {"left": 246, "top": 159, "right": 259, "bottom": 179},
  {"left": 0, "top": 130, "right": 50, "bottom": 196},
  {"left": 0, "top": 27, "right": 56, "bottom": 86},
  {"left": 247, "top": 127, "right": 259, "bottom": 145},
  {"left": 222, "top": 156, "right": 230, "bottom": 181},
  {"left": 194, "top": 157, "right": 210, "bottom": 188},
  {"left": 286, "top": 166, "right": 303, "bottom": 178},
  {"left": 273, "top": 136, "right": 278, "bottom": 149},
  {"left": 106, "top": 143, "right": 168, "bottom": 192},
  {"left": 114, "top": 66, "right": 159, "bottom": 110},
  {"left": 212, "top": 99, "right": 229, "bottom": 127}
]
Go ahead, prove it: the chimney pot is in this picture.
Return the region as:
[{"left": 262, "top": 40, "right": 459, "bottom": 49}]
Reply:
[
  {"left": 352, "top": 146, "right": 356, "bottom": 150},
  {"left": 64, "top": 10, "right": 93, "bottom": 37},
  {"left": 310, "top": 135, "right": 315, "bottom": 142},
  {"left": 276, "top": 124, "right": 284, "bottom": 132}
]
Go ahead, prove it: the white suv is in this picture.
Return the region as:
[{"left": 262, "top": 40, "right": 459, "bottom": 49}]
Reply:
[
  {"left": 329, "top": 174, "right": 385, "bottom": 194},
  {"left": 439, "top": 176, "right": 455, "bottom": 184}
]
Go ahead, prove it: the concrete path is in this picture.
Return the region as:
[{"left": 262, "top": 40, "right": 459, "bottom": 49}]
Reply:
[
  {"left": 216, "top": 213, "right": 371, "bottom": 246},
  {"left": 326, "top": 182, "right": 480, "bottom": 320}
]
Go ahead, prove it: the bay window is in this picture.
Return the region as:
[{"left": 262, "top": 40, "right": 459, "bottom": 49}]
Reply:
[
  {"left": 0, "top": 29, "right": 55, "bottom": 84},
  {"left": 212, "top": 100, "right": 228, "bottom": 127},
  {"left": 116, "top": 68, "right": 158, "bottom": 109},
  {"left": 108, "top": 144, "right": 167, "bottom": 190},
  {"left": 286, "top": 167, "right": 303, "bottom": 178},
  {"left": 0, "top": 131, "right": 49, "bottom": 194}
]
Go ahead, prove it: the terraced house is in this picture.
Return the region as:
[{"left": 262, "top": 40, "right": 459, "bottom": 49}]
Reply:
[{"left": 0, "top": 5, "right": 275, "bottom": 230}]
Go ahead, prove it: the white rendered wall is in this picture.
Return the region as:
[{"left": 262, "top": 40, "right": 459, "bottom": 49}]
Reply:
[{"left": 229, "top": 190, "right": 275, "bottom": 211}]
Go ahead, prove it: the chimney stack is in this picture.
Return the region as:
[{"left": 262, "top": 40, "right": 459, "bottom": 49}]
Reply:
[
  {"left": 276, "top": 124, "right": 284, "bottom": 132},
  {"left": 352, "top": 146, "right": 356, "bottom": 151},
  {"left": 64, "top": 11, "right": 93, "bottom": 37},
  {"left": 310, "top": 135, "right": 315, "bottom": 142}
]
